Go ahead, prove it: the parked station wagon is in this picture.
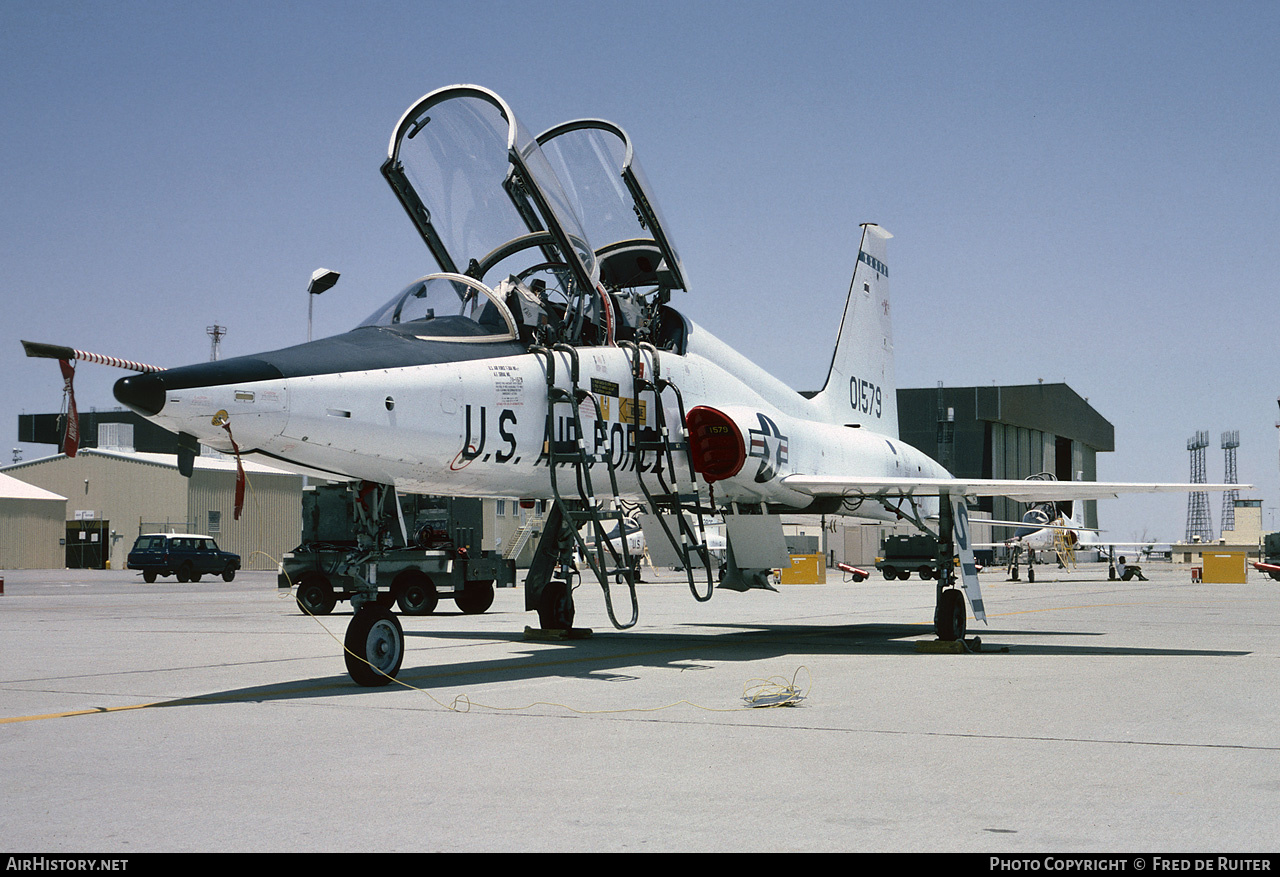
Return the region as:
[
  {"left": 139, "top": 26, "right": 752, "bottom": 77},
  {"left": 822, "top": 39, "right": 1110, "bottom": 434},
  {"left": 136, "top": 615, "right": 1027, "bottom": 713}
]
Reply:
[{"left": 127, "top": 533, "right": 241, "bottom": 583}]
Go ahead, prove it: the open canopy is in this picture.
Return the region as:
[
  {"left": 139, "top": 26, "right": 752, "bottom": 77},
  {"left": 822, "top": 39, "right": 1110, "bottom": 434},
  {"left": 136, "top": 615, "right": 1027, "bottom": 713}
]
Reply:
[
  {"left": 381, "top": 85, "right": 686, "bottom": 298},
  {"left": 536, "top": 119, "right": 686, "bottom": 292}
]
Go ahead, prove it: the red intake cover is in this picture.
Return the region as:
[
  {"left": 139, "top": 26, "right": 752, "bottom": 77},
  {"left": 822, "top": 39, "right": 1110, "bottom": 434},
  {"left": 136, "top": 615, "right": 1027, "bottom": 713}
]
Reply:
[{"left": 685, "top": 406, "right": 745, "bottom": 484}]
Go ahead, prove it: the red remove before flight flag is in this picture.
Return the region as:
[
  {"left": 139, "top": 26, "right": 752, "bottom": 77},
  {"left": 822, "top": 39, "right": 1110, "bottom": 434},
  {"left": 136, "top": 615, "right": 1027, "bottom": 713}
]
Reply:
[
  {"left": 213, "top": 411, "right": 246, "bottom": 520},
  {"left": 58, "top": 359, "right": 80, "bottom": 458}
]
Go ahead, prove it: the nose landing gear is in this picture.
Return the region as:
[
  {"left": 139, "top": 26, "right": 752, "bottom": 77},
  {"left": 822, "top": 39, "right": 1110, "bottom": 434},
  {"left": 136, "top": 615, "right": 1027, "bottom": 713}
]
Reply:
[{"left": 345, "top": 604, "right": 405, "bottom": 687}]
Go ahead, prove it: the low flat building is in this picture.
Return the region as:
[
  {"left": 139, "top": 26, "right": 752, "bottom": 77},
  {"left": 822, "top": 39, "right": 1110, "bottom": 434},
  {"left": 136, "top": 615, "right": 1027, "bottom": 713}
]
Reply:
[
  {"left": 2, "top": 449, "right": 308, "bottom": 571},
  {"left": 0, "top": 472, "right": 67, "bottom": 569}
]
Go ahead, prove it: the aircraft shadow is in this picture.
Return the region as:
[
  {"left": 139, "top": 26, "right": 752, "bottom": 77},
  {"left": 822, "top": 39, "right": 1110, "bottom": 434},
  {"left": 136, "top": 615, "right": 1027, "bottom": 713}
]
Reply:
[{"left": 143, "top": 616, "right": 1250, "bottom": 712}]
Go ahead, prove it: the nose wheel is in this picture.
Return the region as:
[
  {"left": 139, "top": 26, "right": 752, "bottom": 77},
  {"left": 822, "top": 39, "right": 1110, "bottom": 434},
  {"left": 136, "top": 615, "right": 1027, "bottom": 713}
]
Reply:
[
  {"left": 536, "top": 580, "right": 576, "bottom": 631},
  {"left": 345, "top": 604, "right": 405, "bottom": 686}
]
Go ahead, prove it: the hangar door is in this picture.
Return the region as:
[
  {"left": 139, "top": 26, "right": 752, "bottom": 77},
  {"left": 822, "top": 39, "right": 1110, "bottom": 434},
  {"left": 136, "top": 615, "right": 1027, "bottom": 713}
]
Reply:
[{"left": 66, "top": 520, "right": 110, "bottom": 569}]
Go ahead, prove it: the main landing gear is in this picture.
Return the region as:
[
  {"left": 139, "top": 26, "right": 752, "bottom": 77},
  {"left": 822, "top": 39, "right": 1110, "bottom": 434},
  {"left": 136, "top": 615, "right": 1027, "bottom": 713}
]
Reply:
[
  {"left": 1008, "top": 549, "right": 1037, "bottom": 582},
  {"left": 935, "top": 587, "right": 967, "bottom": 641},
  {"left": 929, "top": 495, "right": 979, "bottom": 645}
]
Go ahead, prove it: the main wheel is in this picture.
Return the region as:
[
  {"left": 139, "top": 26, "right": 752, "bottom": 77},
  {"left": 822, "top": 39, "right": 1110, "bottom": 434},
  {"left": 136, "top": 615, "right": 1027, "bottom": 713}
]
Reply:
[
  {"left": 394, "top": 569, "right": 438, "bottom": 615},
  {"left": 344, "top": 604, "right": 404, "bottom": 687},
  {"left": 935, "top": 588, "right": 967, "bottom": 642},
  {"left": 455, "top": 580, "right": 495, "bottom": 614},
  {"left": 537, "top": 580, "right": 575, "bottom": 630},
  {"left": 296, "top": 572, "right": 337, "bottom": 616}
]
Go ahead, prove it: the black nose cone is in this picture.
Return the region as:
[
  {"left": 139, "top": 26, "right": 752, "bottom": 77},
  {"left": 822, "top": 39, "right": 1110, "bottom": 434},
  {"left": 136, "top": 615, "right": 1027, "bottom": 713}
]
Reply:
[{"left": 114, "top": 372, "right": 167, "bottom": 416}]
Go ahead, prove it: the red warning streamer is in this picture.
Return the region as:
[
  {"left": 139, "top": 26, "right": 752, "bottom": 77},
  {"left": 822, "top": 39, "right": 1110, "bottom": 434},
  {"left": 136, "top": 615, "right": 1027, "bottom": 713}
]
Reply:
[
  {"left": 58, "top": 359, "right": 80, "bottom": 458},
  {"left": 217, "top": 417, "right": 246, "bottom": 520}
]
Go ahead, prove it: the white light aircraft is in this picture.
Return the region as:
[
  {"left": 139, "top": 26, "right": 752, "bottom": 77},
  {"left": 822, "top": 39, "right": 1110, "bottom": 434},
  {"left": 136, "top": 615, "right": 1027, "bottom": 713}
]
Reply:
[{"left": 105, "top": 85, "right": 1244, "bottom": 685}]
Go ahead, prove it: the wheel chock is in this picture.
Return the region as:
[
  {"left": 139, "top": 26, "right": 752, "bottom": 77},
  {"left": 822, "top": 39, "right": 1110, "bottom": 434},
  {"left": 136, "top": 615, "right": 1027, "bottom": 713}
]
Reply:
[
  {"left": 523, "top": 626, "right": 593, "bottom": 641},
  {"left": 916, "top": 639, "right": 968, "bottom": 653},
  {"left": 915, "top": 637, "right": 1003, "bottom": 654}
]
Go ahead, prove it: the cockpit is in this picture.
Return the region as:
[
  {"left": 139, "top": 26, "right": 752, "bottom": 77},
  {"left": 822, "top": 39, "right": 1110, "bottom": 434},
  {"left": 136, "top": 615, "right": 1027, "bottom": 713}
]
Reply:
[
  {"left": 359, "top": 273, "right": 518, "bottom": 341},
  {"left": 375, "top": 85, "right": 689, "bottom": 350}
]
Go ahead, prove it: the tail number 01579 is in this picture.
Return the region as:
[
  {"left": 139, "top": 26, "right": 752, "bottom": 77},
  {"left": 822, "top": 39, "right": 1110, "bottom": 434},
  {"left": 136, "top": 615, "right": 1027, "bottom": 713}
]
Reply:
[{"left": 850, "top": 377, "right": 882, "bottom": 417}]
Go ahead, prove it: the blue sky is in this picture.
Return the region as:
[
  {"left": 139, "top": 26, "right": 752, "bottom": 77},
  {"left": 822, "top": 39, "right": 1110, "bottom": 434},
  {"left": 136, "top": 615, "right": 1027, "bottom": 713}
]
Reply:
[{"left": 3, "top": 0, "right": 1278, "bottom": 541}]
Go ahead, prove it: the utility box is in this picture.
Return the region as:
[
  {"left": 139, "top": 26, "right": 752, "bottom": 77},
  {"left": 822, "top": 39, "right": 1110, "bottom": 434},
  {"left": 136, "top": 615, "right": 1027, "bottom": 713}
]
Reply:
[
  {"left": 1201, "top": 551, "right": 1247, "bottom": 584},
  {"left": 779, "top": 553, "right": 825, "bottom": 584}
]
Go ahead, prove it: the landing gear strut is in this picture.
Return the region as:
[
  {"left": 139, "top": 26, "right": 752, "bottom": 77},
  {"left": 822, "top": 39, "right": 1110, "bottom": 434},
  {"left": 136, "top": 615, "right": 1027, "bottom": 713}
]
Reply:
[
  {"left": 524, "top": 503, "right": 586, "bottom": 633},
  {"left": 932, "top": 495, "right": 979, "bottom": 643}
]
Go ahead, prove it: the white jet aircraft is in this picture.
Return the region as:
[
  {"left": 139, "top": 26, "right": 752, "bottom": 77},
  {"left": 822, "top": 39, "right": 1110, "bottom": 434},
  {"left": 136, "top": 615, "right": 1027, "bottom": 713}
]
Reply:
[
  {"left": 108, "top": 85, "right": 1242, "bottom": 685},
  {"left": 977, "top": 487, "right": 1164, "bottom": 581}
]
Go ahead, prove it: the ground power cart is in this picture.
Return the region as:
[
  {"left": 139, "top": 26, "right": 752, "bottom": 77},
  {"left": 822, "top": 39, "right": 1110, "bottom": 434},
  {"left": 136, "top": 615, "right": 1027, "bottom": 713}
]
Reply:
[
  {"left": 876, "top": 533, "right": 940, "bottom": 581},
  {"left": 280, "top": 483, "right": 515, "bottom": 616}
]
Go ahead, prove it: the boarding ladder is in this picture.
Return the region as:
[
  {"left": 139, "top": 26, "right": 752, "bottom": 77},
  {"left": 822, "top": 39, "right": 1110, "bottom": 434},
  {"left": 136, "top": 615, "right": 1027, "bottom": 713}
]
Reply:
[
  {"left": 502, "top": 504, "right": 548, "bottom": 562},
  {"left": 532, "top": 344, "right": 640, "bottom": 629},
  {"left": 618, "top": 340, "right": 717, "bottom": 602},
  {"left": 1053, "top": 527, "right": 1077, "bottom": 572}
]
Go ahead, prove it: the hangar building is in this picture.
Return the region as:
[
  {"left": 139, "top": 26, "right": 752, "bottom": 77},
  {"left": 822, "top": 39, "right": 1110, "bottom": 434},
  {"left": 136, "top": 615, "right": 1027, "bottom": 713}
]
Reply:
[
  {"left": 897, "top": 382, "right": 1113, "bottom": 533},
  {"left": 836, "top": 382, "right": 1114, "bottom": 566}
]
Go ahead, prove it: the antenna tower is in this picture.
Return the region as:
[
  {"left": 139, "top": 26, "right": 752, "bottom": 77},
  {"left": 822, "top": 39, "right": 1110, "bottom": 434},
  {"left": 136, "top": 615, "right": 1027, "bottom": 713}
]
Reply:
[
  {"left": 207, "top": 324, "right": 226, "bottom": 362},
  {"left": 1185, "top": 430, "right": 1213, "bottom": 542},
  {"left": 1220, "top": 430, "right": 1240, "bottom": 533}
]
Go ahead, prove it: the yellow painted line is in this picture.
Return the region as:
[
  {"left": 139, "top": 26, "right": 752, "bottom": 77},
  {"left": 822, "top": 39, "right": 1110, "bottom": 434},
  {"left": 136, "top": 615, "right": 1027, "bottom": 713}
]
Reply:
[
  {"left": 1, "top": 702, "right": 160, "bottom": 724},
  {"left": 0, "top": 691, "right": 267, "bottom": 724}
]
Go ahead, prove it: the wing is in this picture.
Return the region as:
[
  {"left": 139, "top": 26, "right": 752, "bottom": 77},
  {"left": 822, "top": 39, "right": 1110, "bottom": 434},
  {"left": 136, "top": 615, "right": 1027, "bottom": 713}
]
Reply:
[{"left": 780, "top": 475, "right": 1249, "bottom": 504}]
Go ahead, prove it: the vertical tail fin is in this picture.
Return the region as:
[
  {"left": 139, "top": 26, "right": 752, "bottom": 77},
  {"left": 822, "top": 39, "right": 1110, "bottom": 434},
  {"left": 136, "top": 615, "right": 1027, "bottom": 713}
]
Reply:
[{"left": 810, "top": 223, "right": 898, "bottom": 437}]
